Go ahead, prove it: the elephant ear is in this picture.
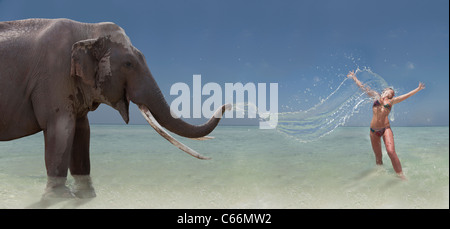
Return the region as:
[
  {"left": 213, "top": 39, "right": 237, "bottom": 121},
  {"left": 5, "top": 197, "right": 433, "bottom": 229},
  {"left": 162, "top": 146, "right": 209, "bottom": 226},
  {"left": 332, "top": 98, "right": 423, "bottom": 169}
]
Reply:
[{"left": 70, "top": 36, "right": 112, "bottom": 88}]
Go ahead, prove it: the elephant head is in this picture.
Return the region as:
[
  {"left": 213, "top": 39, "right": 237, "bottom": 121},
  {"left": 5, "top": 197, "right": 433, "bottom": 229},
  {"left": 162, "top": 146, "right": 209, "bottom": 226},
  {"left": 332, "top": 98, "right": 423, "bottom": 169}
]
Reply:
[{"left": 70, "top": 25, "right": 230, "bottom": 159}]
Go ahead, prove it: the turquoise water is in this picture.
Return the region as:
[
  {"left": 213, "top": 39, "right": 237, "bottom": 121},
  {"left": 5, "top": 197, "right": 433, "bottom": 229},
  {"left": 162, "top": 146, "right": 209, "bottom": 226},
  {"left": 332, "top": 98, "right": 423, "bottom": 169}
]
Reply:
[{"left": 0, "top": 125, "right": 448, "bottom": 208}]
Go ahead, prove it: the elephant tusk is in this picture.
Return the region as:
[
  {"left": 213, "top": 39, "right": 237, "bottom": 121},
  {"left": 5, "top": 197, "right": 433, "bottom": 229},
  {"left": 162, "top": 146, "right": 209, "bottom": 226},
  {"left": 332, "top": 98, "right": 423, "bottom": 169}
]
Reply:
[
  {"left": 138, "top": 105, "right": 211, "bottom": 160},
  {"left": 191, "top": 136, "right": 215, "bottom": 140}
]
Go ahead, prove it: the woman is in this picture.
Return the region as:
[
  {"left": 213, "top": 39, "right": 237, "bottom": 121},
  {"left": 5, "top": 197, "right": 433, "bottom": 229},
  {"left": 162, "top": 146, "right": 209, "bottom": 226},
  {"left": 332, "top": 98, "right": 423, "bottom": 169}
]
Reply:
[{"left": 347, "top": 70, "right": 425, "bottom": 179}]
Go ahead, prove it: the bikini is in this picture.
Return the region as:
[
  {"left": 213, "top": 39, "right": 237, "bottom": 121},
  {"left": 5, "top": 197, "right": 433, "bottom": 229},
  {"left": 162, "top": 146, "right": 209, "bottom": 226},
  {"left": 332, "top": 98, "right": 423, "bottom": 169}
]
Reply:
[
  {"left": 372, "top": 99, "right": 391, "bottom": 110},
  {"left": 370, "top": 99, "right": 392, "bottom": 137},
  {"left": 370, "top": 127, "right": 390, "bottom": 137}
]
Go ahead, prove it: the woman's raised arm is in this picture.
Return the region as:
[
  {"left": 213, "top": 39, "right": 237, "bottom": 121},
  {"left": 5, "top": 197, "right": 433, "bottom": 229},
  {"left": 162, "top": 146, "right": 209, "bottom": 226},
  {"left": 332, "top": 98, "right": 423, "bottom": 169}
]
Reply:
[
  {"left": 392, "top": 82, "right": 425, "bottom": 104},
  {"left": 347, "top": 70, "right": 379, "bottom": 98}
]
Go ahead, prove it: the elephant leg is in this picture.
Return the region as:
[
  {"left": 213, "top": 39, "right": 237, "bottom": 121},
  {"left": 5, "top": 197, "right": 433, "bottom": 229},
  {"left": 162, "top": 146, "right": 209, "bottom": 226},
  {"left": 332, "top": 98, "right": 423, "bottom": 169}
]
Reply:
[
  {"left": 70, "top": 116, "right": 96, "bottom": 198},
  {"left": 70, "top": 116, "right": 91, "bottom": 175},
  {"left": 42, "top": 115, "right": 76, "bottom": 198}
]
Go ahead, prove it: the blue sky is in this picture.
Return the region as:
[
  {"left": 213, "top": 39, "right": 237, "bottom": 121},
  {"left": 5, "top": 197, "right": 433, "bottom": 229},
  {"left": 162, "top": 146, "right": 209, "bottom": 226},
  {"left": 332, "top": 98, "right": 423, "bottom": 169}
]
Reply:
[{"left": 1, "top": 0, "right": 448, "bottom": 126}]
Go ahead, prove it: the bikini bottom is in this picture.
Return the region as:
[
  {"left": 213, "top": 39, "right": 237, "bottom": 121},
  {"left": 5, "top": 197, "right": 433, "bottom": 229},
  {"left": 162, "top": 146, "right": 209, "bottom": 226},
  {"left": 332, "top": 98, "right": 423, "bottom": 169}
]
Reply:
[{"left": 370, "top": 127, "right": 391, "bottom": 137}]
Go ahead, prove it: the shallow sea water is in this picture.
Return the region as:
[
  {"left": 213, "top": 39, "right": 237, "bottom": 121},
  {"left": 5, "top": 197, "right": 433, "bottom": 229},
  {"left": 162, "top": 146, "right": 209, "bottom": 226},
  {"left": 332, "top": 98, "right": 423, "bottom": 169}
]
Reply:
[{"left": 0, "top": 125, "right": 448, "bottom": 209}]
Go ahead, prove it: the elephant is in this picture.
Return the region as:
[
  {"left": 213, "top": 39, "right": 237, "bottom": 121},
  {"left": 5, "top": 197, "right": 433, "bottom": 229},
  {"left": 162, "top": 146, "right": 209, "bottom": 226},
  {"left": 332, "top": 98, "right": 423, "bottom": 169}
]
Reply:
[{"left": 0, "top": 18, "right": 230, "bottom": 198}]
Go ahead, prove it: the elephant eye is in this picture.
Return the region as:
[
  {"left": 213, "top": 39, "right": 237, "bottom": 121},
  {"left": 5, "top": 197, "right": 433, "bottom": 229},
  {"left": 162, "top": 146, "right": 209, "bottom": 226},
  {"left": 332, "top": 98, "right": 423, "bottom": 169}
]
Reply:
[{"left": 125, "top": 61, "right": 133, "bottom": 68}]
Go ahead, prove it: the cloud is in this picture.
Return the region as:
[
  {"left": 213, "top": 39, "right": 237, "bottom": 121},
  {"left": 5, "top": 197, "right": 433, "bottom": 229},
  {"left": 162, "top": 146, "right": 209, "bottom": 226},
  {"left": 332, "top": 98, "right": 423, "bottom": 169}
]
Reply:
[
  {"left": 313, "top": 76, "right": 320, "bottom": 82},
  {"left": 406, "top": 61, "right": 415, "bottom": 70}
]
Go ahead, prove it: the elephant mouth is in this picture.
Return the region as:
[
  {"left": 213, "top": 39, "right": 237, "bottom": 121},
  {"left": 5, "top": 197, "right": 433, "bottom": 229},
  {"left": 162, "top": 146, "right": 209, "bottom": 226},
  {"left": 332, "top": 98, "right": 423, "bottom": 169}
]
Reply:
[
  {"left": 137, "top": 105, "right": 212, "bottom": 160},
  {"left": 113, "top": 90, "right": 130, "bottom": 124}
]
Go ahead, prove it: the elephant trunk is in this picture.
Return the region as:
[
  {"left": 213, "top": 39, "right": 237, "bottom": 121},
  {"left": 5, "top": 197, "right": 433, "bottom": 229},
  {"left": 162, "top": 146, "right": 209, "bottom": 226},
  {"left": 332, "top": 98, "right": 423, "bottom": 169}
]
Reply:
[
  {"left": 149, "top": 93, "right": 230, "bottom": 139},
  {"left": 129, "top": 73, "right": 231, "bottom": 159}
]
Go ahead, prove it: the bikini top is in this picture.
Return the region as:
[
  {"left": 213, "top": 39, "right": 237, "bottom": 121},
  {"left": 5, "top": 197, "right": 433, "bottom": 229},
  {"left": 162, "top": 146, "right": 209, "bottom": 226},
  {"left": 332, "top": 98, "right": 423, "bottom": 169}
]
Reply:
[{"left": 373, "top": 99, "right": 391, "bottom": 110}]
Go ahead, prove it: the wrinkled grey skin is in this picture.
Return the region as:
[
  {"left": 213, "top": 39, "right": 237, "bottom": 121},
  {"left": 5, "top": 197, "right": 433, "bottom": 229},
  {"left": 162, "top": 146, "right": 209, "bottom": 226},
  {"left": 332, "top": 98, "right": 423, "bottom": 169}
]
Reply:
[{"left": 0, "top": 18, "right": 227, "bottom": 198}]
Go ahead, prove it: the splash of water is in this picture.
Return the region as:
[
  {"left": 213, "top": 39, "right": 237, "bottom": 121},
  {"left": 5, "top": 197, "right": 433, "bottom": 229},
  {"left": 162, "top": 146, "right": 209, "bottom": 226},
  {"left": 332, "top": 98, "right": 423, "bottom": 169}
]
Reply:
[{"left": 276, "top": 67, "right": 393, "bottom": 142}]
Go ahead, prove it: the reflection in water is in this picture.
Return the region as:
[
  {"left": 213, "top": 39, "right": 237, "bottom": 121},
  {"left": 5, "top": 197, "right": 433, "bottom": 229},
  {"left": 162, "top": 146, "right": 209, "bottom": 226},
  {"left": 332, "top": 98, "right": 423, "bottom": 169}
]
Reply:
[{"left": 26, "top": 196, "right": 93, "bottom": 209}]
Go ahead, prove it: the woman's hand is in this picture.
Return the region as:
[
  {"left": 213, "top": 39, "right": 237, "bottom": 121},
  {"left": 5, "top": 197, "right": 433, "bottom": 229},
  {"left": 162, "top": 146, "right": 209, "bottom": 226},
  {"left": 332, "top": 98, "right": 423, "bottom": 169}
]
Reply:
[
  {"left": 417, "top": 82, "right": 425, "bottom": 91},
  {"left": 347, "top": 70, "right": 356, "bottom": 78}
]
